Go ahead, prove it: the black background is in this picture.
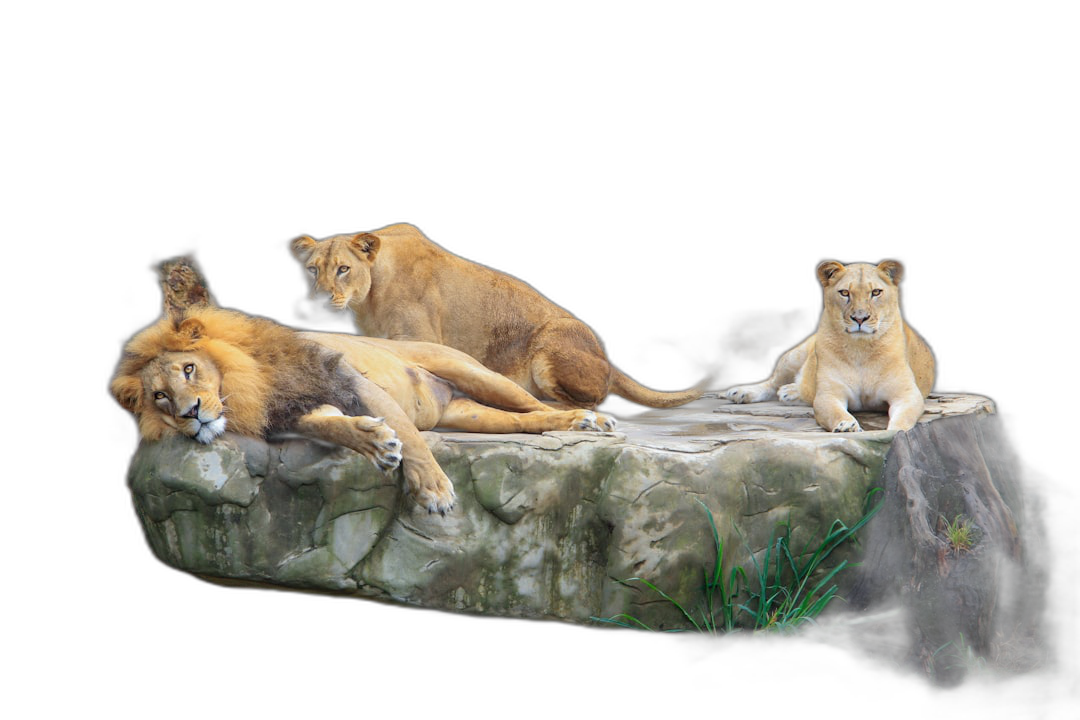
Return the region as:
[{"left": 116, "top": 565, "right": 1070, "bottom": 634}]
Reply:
[{"left": 73, "top": 59, "right": 1071, "bottom": 712}]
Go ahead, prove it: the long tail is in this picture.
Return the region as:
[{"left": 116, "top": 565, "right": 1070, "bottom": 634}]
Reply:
[{"left": 610, "top": 368, "right": 706, "bottom": 408}]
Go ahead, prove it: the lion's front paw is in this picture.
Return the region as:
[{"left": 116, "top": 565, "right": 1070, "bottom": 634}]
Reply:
[
  {"left": 406, "top": 466, "right": 456, "bottom": 516},
  {"left": 778, "top": 383, "right": 802, "bottom": 405},
  {"left": 568, "top": 410, "right": 618, "bottom": 432},
  {"left": 832, "top": 419, "right": 862, "bottom": 433},
  {"left": 723, "top": 384, "right": 775, "bottom": 404},
  {"left": 356, "top": 416, "right": 403, "bottom": 471}
]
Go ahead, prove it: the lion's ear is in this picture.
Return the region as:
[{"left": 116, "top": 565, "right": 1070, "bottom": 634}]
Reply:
[
  {"left": 291, "top": 235, "right": 317, "bottom": 260},
  {"left": 177, "top": 318, "right": 205, "bottom": 341},
  {"left": 816, "top": 260, "right": 846, "bottom": 286},
  {"left": 111, "top": 375, "right": 143, "bottom": 413},
  {"left": 877, "top": 260, "right": 904, "bottom": 285},
  {"left": 350, "top": 233, "right": 380, "bottom": 260}
]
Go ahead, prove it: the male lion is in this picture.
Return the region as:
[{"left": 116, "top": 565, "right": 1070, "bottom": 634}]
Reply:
[
  {"left": 722, "top": 260, "right": 935, "bottom": 432},
  {"left": 111, "top": 259, "right": 615, "bottom": 515},
  {"left": 290, "top": 223, "right": 702, "bottom": 409}
]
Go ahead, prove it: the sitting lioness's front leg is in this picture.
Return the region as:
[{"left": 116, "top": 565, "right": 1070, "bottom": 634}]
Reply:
[{"left": 294, "top": 406, "right": 404, "bottom": 471}]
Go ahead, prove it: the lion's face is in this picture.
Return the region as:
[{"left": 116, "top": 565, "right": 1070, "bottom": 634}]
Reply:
[
  {"left": 133, "top": 350, "right": 226, "bottom": 443},
  {"left": 291, "top": 233, "right": 381, "bottom": 311},
  {"left": 816, "top": 260, "right": 903, "bottom": 337}
]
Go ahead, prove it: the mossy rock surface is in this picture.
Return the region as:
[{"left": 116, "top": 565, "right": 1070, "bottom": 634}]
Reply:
[{"left": 128, "top": 394, "right": 1030, "bottom": 642}]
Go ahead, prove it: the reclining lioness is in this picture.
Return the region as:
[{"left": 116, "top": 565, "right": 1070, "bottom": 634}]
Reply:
[
  {"left": 723, "top": 260, "right": 935, "bottom": 432},
  {"left": 290, "top": 223, "right": 701, "bottom": 410}
]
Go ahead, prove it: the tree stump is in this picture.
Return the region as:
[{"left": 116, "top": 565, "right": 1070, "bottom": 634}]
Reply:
[{"left": 838, "top": 410, "right": 1041, "bottom": 686}]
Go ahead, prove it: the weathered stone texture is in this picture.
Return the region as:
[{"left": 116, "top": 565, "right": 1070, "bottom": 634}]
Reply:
[{"left": 122, "top": 395, "right": 989, "bottom": 634}]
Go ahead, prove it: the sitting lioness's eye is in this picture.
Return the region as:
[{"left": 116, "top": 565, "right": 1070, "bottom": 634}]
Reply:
[
  {"left": 337, "top": 266, "right": 350, "bottom": 275},
  {"left": 839, "top": 289, "right": 850, "bottom": 297},
  {"left": 871, "top": 289, "right": 883, "bottom": 297}
]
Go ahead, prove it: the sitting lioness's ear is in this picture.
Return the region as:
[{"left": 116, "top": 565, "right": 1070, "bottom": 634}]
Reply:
[
  {"left": 816, "top": 260, "right": 846, "bottom": 286},
  {"left": 291, "top": 235, "right": 317, "bottom": 260},
  {"left": 350, "top": 233, "right": 380, "bottom": 259},
  {"left": 877, "top": 260, "right": 904, "bottom": 285},
  {"left": 111, "top": 375, "right": 143, "bottom": 413}
]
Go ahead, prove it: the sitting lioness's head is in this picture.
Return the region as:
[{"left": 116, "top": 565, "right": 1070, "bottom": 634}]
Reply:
[
  {"left": 816, "top": 260, "right": 904, "bottom": 336},
  {"left": 291, "top": 233, "right": 380, "bottom": 310}
]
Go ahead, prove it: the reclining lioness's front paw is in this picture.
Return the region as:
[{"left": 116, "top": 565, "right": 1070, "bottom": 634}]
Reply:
[{"left": 723, "top": 384, "right": 775, "bottom": 404}]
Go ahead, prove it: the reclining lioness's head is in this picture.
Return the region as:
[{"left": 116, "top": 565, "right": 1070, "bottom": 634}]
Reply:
[
  {"left": 291, "top": 233, "right": 380, "bottom": 310},
  {"left": 816, "top": 260, "right": 904, "bottom": 337}
]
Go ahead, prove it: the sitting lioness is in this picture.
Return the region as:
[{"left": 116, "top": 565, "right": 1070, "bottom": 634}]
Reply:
[
  {"left": 290, "top": 223, "right": 701, "bottom": 410},
  {"left": 111, "top": 259, "right": 616, "bottom": 515},
  {"left": 723, "top": 260, "right": 935, "bottom": 432}
]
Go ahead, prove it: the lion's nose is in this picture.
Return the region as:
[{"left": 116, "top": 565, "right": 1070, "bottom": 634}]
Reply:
[
  {"left": 182, "top": 398, "right": 201, "bottom": 419},
  {"left": 850, "top": 312, "right": 870, "bottom": 325}
]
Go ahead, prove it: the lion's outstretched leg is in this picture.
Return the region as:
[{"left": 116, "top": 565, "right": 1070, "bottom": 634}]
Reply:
[
  {"left": 437, "top": 397, "right": 617, "bottom": 433},
  {"left": 294, "top": 406, "right": 404, "bottom": 471}
]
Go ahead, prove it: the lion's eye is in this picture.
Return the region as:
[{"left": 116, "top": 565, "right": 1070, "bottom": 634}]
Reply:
[
  {"left": 308, "top": 267, "right": 318, "bottom": 276},
  {"left": 184, "top": 363, "right": 195, "bottom": 378},
  {"left": 871, "top": 289, "right": 882, "bottom": 297},
  {"left": 839, "top": 289, "right": 850, "bottom": 298},
  {"left": 337, "top": 265, "right": 350, "bottom": 276},
  {"left": 154, "top": 391, "right": 168, "bottom": 401}
]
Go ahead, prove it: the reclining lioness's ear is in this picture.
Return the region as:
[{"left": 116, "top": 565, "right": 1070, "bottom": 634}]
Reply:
[
  {"left": 816, "top": 260, "right": 846, "bottom": 286},
  {"left": 291, "top": 235, "right": 317, "bottom": 260},
  {"left": 350, "top": 233, "right": 380, "bottom": 259},
  {"left": 877, "top": 260, "right": 904, "bottom": 285}
]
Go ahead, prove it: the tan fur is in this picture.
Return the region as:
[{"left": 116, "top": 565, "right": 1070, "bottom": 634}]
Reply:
[
  {"left": 291, "top": 223, "right": 702, "bottom": 409},
  {"left": 723, "top": 260, "right": 935, "bottom": 432},
  {"left": 112, "top": 262, "right": 617, "bottom": 515}
]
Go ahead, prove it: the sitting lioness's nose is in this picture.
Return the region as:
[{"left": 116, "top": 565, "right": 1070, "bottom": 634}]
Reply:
[{"left": 850, "top": 312, "right": 870, "bottom": 325}]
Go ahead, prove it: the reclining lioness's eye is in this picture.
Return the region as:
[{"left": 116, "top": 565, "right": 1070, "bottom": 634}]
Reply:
[
  {"left": 308, "top": 267, "right": 318, "bottom": 276},
  {"left": 337, "top": 266, "right": 350, "bottom": 276}
]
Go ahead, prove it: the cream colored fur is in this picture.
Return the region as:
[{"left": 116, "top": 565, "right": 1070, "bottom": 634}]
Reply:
[
  {"left": 723, "top": 260, "right": 935, "bottom": 432},
  {"left": 291, "top": 223, "right": 702, "bottom": 409},
  {"left": 112, "top": 260, "right": 616, "bottom": 516}
]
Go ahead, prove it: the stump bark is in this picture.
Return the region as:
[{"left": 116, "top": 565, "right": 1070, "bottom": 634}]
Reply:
[{"left": 838, "top": 410, "right": 1041, "bottom": 686}]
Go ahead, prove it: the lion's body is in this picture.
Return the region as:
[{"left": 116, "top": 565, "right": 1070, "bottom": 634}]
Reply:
[
  {"left": 291, "top": 223, "right": 701, "bottom": 409},
  {"left": 723, "top": 260, "right": 934, "bottom": 432},
  {"left": 113, "top": 269, "right": 616, "bottom": 514}
]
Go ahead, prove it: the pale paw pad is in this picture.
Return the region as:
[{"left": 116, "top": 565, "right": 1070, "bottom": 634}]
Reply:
[{"left": 778, "top": 383, "right": 802, "bottom": 404}]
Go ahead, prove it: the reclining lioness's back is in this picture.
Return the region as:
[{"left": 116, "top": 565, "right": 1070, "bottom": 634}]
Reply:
[{"left": 291, "top": 223, "right": 700, "bottom": 410}]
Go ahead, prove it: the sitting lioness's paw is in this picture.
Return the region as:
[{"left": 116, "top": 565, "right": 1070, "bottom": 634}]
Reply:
[
  {"left": 778, "top": 383, "right": 802, "bottom": 404},
  {"left": 832, "top": 419, "right": 862, "bottom": 433},
  {"left": 723, "top": 385, "right": 773, "bottom": 404}
]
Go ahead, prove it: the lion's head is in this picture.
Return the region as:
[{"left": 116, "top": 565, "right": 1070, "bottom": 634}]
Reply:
[
  {"left": 816, "top": 260, "right": 904, "bottom": 337},
  {"left": 111, "top": 310, "right": 272, "bottom": 443},
  {"left": 291, "top": 233, "right": 380, "bottom": 310}
]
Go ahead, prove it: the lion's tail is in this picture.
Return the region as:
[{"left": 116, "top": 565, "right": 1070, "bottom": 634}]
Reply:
[{"left": 609, "top": 368, "right": 707, "bottom": 408}]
